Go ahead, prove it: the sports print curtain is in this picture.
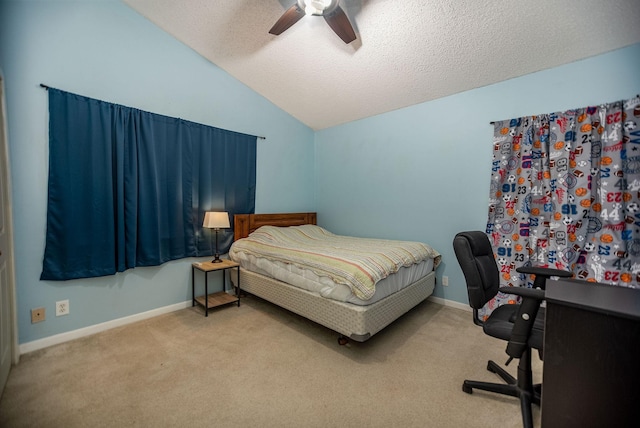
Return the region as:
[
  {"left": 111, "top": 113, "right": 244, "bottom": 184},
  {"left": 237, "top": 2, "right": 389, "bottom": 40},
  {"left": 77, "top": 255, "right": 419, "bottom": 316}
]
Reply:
[{"left": 484, "top": 96, "right": 640, "bottom": 318}]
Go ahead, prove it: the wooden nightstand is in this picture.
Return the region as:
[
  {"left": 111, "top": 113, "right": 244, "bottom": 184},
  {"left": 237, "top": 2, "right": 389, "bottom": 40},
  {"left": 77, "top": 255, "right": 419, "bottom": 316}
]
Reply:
[{"left": 191, "top": 259, "right": 240, "bottom": 317}]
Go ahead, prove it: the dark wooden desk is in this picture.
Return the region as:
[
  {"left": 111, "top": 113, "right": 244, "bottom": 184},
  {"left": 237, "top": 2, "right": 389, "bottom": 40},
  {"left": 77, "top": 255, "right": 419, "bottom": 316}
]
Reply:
[{"left": 542, "top": 279, "right": 640, "bottom": 427}]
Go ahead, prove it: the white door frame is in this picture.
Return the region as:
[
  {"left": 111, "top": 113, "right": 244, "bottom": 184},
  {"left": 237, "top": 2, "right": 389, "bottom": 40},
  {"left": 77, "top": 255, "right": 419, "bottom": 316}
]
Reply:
[{"left": 0, "top": 70, "right": 19, "bottom": 398}]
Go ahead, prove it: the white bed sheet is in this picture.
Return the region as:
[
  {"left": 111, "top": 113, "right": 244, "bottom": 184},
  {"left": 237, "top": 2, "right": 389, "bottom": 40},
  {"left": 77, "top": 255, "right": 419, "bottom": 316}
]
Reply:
[{"left": 231, "top": 252, "right": 434, "bottom": 306}]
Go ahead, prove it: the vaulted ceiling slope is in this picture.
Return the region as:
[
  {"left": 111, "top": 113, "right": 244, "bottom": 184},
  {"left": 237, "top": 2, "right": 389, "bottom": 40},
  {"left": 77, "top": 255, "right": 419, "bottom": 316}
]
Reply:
[{"left": 123, "top": 0, "right": 640, "bottom": 130}]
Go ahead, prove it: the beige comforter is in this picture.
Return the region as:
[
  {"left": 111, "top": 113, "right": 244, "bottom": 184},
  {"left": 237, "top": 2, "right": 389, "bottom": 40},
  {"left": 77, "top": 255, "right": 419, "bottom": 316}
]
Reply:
[{"left": 229, "top": 225, "right": 440, "bottom": 301}]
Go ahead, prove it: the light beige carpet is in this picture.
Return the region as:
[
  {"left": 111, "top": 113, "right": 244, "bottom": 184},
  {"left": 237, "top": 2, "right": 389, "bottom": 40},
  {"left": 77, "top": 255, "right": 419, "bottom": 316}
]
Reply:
[{"left": 0, "top": 296, "right": 541, "bottom": 427}]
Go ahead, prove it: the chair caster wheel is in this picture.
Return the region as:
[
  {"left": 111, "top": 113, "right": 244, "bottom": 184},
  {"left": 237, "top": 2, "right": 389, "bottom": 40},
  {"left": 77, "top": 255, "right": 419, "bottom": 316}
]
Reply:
[
  {"left": 338, "top": 336, "right": 349, "bottom": 346},
  {"left": 462, "top": 383, "right": 473, "bottom": 394}
]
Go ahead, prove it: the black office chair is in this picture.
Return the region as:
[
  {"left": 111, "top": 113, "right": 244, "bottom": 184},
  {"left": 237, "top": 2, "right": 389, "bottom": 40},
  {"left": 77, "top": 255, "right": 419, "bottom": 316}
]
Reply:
[{"left": 453, "top": 231, "right": 572, "bottom": 428}]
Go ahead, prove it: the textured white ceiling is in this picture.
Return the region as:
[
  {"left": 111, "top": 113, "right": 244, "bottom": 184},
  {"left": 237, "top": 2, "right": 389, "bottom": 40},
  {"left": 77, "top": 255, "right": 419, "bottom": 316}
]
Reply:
[{"left": 123, "top": 0, "right": 640, "bottom": 130}]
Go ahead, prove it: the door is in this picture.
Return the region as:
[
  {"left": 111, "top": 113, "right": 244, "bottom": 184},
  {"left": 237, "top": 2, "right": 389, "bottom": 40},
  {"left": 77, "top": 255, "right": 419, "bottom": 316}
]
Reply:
[{"left": 0, "top": 73, "right": 17, "bottom": 398}]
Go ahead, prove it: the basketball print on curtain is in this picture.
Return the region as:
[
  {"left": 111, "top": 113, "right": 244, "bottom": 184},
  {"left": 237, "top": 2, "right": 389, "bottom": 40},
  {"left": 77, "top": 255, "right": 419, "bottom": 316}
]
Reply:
[{"left": 483, "top": 96, "right": 640, "bottom": 320}]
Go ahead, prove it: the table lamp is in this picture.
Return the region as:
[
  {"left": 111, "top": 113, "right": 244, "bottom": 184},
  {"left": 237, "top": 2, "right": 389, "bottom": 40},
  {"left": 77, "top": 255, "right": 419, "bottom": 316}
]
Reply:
[{"left": 203, "top": 211, "right": 230, "bottom": 263}]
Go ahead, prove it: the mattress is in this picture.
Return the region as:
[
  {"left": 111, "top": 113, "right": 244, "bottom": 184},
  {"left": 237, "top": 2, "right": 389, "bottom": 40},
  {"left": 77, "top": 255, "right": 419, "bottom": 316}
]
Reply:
[
  {"left": 232, "top": 251, "right": 434, "bottom": 305},
  {"left": 229, "top": 224, "right": 440, "bottom": 305}
]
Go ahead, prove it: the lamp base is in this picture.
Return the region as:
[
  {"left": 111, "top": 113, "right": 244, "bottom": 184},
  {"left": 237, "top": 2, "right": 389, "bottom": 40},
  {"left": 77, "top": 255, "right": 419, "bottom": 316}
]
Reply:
[{"left": 212, "top": 228, "right": 223, "bottom": 262}]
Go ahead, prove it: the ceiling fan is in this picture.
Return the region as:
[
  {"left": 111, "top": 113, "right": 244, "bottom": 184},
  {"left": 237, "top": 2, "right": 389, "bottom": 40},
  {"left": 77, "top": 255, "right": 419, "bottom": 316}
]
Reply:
[{"left": 269, "top": 0, "right": 357, "bottom": 44}]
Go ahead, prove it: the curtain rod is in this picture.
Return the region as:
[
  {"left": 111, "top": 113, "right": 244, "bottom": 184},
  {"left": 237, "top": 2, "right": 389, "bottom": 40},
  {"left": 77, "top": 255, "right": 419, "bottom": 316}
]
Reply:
[
  {"left": 39, "top": 83, "right": 266, "bottom": 140},
  {"left": 488, "top": 94, "right": 640, "bottom": 126}
]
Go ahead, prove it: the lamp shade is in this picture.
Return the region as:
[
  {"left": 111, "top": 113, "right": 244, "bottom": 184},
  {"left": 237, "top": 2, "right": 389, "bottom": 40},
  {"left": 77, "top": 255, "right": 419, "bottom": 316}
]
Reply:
[{"left": 203, "top": 211, "right": 230, "bottom": 229}]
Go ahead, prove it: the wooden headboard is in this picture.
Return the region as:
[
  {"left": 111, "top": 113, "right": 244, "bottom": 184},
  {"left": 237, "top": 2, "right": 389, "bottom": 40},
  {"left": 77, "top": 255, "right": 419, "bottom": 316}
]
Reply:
[{"left": 234, "top": 212, "right": 317, "bottom": 241}]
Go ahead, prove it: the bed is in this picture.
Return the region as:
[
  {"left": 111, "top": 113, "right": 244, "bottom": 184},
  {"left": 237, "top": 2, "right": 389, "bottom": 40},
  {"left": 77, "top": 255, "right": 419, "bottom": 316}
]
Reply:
[{"left": 229, "top": 213, "right": 440, "bottom": 342}]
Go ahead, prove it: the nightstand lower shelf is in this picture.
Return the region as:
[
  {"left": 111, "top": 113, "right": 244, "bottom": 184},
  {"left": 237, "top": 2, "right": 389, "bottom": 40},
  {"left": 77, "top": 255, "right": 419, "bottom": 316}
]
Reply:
[{"left": 194, "top": 292, "right": 239, "bottom": 310}]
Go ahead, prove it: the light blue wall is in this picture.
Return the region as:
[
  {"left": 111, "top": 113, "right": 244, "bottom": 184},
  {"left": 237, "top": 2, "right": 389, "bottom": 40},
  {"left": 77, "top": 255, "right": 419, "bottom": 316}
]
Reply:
[
  {"left": 0, "top": 0, "right": 314, "bottom": 344},
  {"left": 315, "top": 43, "right": 640, "bottom": 304},
  {"left": 2, "top": 0, "right": 639, "bottom": 346}
]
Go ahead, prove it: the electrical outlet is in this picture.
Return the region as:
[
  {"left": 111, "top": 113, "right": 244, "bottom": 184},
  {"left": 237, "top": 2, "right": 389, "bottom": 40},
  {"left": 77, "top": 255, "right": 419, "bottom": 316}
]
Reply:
[
  {"left": 442, "top": 276, "right": 449, "bottom": 286},
  {"left": 31, "top": 307, "right": 46, "bottom": 323},
  {"left": 56, "top": 300, "right": 70, "bottom": 316}
]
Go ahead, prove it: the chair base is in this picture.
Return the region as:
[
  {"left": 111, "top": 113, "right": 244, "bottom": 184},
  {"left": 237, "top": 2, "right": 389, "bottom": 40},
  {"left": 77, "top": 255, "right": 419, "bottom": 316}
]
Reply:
[{"left": 462, "top": 350, "right": 539, "bottom": 428}]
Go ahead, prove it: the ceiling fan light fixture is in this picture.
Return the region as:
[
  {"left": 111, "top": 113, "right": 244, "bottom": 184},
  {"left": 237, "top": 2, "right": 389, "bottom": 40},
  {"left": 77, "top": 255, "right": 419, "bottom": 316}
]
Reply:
[
  {"left": 304, "top": 5, "right": 319, "bottom": 16},
  {"left": 298, "top": 0, "right": 338, "bottom": 16}
]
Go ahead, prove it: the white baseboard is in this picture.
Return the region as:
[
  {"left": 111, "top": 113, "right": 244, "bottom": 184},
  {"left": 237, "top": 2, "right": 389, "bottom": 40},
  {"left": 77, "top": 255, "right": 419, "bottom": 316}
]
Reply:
[
  {"left": 427, "top": 295, "right": 472, "bottom": 312},
  {"left": 19, "top": 300, "right": 192, "bottom": 355},
  {"left": 19, "top": 296, "right": 470, "bottom": 355}
]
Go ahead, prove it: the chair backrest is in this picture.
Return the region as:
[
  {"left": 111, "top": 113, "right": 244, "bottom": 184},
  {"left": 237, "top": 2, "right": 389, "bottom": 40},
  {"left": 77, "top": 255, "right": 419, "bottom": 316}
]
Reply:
[{"left": 453, "top": 231, "right": 501, "bottom": 311}]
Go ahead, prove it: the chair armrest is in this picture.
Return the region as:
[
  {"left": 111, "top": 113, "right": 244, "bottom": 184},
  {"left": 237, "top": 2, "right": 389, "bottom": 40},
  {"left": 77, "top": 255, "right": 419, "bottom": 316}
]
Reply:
[
  {"left": 499, "top": 286, "right": 545, "bottom": 301},
  {"left": 516, "top": 266, "right": 572, "bottom": 289},
  {"left": 500, "top": 286, "right": 546, "bottom": 358},
  {"left": 516, "top": 266, "right": 572, "bottom": 278}
]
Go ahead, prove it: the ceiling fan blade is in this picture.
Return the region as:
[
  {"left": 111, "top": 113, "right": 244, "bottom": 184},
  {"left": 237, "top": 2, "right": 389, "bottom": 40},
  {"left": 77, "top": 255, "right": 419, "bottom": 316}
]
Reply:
[
  {"left": 324, "top": 5, "right": 356, "bottom": 44},
  {"left": 269, "top": 3, "right": 306, "bottom": 35}
]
